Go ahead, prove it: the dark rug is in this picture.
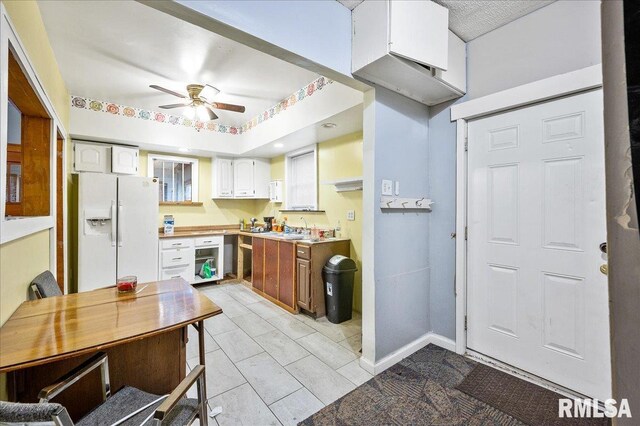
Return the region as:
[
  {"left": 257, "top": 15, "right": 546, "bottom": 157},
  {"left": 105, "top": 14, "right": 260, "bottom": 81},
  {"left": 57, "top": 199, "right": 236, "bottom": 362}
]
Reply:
[
  {"left": 457, "top": 363, "right": 610, "bottom": 426},
  {"left": 300, "top": 344, "right": 524, "bottom": 425}
]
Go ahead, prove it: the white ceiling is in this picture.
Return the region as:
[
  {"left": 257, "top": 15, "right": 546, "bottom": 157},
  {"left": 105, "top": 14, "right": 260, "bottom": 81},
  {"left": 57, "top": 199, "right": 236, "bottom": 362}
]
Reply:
[
  {"left": 38, "top": 1, "right": 320, "bottom": 126},
  {"left": 337, "top": 0, "right": 554, "bottom": 42},
  {"left": 244, "top": 105, "right": 363, "bottom": 158}
]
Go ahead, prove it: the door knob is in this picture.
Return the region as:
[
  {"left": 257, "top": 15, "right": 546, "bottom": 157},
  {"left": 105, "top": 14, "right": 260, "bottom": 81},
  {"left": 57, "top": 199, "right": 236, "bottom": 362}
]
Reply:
[{"left": 600, "top": 264, "right": 608, "bottom": 275}]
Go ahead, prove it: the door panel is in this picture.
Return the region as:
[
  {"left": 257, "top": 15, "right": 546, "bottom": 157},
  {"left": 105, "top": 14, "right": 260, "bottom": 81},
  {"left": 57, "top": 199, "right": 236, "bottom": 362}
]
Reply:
[
  {"left": 264, "top": 239, "right": 278, "bottom": 299},
  {"left": 112, "top": 146, "right": 138, "bottom": 175},
  {"left": 252, "top": 238, "right": 264, "bottom": 292},
  {"left": 296, "top": 258, "right": 311, "bottom": 311},
  {"left": 278, "top": 242, "right": 295, "bottom": 309},
  {"left": 234, "top": 159, "right": 254, "bottom": 197},
  {"left": 467, "top": 90, "right": 611, "bottom": 399},
  {"left": 116, "top": 176, "right": 159, "bottom": 283}
]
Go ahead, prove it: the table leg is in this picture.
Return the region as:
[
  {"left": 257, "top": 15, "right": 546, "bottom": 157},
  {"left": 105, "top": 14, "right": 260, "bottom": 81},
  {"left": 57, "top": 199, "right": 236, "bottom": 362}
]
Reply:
[
  {"left": 197, "top": 319, "right": 208, "bottom": 416},
  {"left": 197, "top": 320, "right": 205, "bottom": 365}
]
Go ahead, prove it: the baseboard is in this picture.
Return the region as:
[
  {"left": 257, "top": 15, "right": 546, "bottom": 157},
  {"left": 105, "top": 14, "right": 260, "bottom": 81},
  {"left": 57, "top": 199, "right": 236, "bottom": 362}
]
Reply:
[{"left": 359, "top": 332, "right": 456, "bottom": 375}]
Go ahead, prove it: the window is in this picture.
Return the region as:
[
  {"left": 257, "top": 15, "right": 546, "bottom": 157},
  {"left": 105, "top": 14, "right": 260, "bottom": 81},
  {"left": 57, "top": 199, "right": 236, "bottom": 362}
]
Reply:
[
  {"left": 285, "top": 145, "right": 318, "bottom": 210},
  {"left": 148, "top": 154, "right": 199, "bottom": 203}
]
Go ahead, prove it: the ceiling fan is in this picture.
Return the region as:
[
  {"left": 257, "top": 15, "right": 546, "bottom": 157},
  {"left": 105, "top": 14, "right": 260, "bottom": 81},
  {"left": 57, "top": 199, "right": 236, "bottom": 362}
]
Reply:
[{"left": 149, "top": 83, "right": 246, "bottom": 121}]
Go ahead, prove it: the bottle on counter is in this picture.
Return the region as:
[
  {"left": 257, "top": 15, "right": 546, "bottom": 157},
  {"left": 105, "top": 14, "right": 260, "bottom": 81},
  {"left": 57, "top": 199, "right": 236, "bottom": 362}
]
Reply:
[
  {"left": 335, "top": 220, "right": 342, "bottom": 238},
  {"left": 240, "top": 218, "right": 245, "bottom": 231}
]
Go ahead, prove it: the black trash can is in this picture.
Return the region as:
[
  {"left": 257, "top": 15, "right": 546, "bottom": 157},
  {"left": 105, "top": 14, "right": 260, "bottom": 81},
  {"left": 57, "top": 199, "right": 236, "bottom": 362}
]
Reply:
[{"left": 323, "top": 255, "right": 358, "bottom": 324}]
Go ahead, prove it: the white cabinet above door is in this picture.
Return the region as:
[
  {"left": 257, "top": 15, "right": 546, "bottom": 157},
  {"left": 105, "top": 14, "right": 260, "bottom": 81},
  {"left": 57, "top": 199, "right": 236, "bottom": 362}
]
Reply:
[
  {"left": 111, "top": 145, "right": 139, "bottom": 175},
  {"left": 234, "top": 159, "right": 255, "bottom": 198},
  {"left": 212, "top": 157, "right": 234, "bottom": 198}
]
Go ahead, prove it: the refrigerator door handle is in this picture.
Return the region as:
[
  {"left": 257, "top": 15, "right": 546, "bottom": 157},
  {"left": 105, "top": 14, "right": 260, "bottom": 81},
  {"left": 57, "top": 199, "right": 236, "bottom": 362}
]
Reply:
[
  {"left": 111, "top": 201, "right": 117, "bottom": 247},
  {"left": 118, "top": 202, "right": 123, "bottom": 247}
]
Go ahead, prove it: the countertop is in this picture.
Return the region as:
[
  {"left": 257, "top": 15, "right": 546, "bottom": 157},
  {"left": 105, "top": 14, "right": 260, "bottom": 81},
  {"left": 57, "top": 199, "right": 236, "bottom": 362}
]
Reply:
[
  {"left": 158, "top": 227, "right": 349, "bottom": 245},
  {"left": 238, "top": 231, "right": 350, "bottom": 245}
]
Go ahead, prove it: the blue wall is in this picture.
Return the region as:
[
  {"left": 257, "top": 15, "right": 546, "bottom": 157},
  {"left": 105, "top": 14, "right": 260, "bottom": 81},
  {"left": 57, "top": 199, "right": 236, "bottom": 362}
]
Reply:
[{"left": 370, "top": 86, "right": 431, "bottom": 359}]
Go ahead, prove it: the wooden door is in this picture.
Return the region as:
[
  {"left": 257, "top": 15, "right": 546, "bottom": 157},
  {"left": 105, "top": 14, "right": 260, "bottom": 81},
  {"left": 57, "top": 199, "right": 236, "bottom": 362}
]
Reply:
[
  {"left": 252, "top": 237, "right": 264, "bottom": 292},
  {"left": 278, "top": 241, "right": 296, "bottom": 309},
  {"left": 297, "top": 258, "right": 311, "bottom": 311},
  {"left": 467, "top": 90, "right": 610, "bottom": 399},
  {"left": 264, "top": 239, "right": 278, "bottom": 299},
  {"left": 56, "top": 136, "right": 64, "bottom": 292}
]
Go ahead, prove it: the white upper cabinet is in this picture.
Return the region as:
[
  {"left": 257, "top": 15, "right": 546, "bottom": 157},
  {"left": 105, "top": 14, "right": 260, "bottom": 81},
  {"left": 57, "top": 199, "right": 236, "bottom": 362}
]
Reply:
[
  {"left": 234, "top": 159, "right": 255, "bottom": 198},
  {"left": 217, "top": 158, "right": 269, "bottom": 200},
  {"left": 111, "top": 145, "right": 139, "bottom": 175},
  {"left": 352, "top": 0, "right": 466, "bottom": 106},
  {"left": 388, "top": 0, "right": 449, "bottom": 70},
  {"left": 212, "top": 157, "right": 234, "bottom": 198},
  {"left": 74, "top": 141, "right": 110, "bottom": 173}
]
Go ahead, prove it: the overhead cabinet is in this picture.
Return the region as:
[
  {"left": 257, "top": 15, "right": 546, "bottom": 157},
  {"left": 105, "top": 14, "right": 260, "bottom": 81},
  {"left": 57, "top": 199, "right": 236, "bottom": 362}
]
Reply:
[
  {"left": 352, "top": 0, "right": 466, "bottom": 106},
  {"left": 212, "top": 157, "right": 270, "bottom": 199},
  {"left": 74, "top": 141, "right": 139, "bottom": 175}
]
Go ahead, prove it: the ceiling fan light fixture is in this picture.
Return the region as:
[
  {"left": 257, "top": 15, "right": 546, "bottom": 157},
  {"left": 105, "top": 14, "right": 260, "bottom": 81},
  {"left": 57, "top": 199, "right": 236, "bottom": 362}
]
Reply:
[
  {"left": 196, "top": 105, "right": 211, "bottom": 121},
  {"left": 321, "top": 122, "right": 337, "bottom": 129},
  {"left": 199, "top": 84, "right": 220, "bottom": 103},
  {"left": 183, "top": 105, "right": 196, "bottom": 120}
]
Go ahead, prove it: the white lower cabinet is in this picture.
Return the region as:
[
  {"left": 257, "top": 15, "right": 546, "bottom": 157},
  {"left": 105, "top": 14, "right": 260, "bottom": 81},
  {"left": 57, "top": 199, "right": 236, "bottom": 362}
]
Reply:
[{"left": 159, "top": 235, "right": 224, "bottom": 284}]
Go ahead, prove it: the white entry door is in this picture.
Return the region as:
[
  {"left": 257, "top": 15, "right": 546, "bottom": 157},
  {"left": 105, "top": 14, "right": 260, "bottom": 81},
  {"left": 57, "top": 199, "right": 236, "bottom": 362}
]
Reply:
[{"left": 466, "top": 90, "right": 611, "bottom": 400}]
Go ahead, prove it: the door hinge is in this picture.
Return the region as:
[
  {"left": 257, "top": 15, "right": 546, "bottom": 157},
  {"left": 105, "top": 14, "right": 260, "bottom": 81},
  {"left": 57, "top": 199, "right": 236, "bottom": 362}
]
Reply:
[
  {"left": 464, "top": 138, "right": 468, "bottom": 152},
  {"left": 464, "top": 316, "right": 468, "bottom": 331},
  {"left": 465, "top": 226, "right": 468, "bottom": 240}
]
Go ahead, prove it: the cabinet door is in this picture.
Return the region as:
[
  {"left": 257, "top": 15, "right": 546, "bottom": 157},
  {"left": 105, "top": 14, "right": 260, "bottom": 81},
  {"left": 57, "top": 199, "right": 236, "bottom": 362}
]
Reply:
[
  {"left": 296, "top": 258, "right": 311, "bottom": 311},
  {"left": 389, "top": 0, "right": 449, "bottom": 70},
  {"left": 74, "top": 142, "right": 109, "bottom": 173},
  {"left": 278, "top": 242, "right": 296, "bottom": 309},
  {"left": 234, "top": 159, "right": 255, "bottom": 197},
  {"left": 264, "top": 239, "right": 279, "bottom": 299},
  {"left": 112, "top": 146, "right": 139, "bottom": 174},
  {"left": 214, "top": 158, "right": 234, "bottom": 198},
  {"left": 252, "top": 237, "right": 264, "bottom": 292}
]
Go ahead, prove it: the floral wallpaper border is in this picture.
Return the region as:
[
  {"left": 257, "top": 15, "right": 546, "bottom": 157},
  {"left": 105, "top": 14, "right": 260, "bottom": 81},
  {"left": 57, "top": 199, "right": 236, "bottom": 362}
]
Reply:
[{"left": 70, "top": 76, "right": 333, "bottom": 135}]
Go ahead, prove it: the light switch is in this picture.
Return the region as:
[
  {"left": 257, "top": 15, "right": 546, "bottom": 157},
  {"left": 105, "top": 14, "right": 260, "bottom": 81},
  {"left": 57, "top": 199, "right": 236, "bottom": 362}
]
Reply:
[
  {"left": 381, "top": 180, "right": 393, "bottom": 196},
  {"left": 347, "top": 210, "right": 355, "bottom": 221}
]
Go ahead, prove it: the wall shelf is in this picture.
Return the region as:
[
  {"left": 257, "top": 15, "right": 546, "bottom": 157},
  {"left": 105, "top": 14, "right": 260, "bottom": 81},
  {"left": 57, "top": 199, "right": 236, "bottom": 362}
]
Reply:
[
  {"left": 380, "top": 196, "right": 433, "bottom": 211},
  {"left": 321, "top": 177, "right": 363, "bottom": 192}
]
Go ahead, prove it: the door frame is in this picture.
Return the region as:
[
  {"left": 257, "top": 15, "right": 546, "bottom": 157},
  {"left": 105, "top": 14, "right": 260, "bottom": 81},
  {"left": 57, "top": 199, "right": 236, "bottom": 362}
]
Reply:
[{"left": 450, "top": 65, "right": 603, "bottom": 356}]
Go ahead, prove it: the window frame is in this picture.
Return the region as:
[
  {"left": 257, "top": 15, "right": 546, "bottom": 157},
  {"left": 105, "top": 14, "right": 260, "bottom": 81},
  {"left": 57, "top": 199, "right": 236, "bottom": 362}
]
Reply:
[
  {"left": 147, "top": 153, "right": 199, "bottom": 203},
  {"left": 285, "top": 144, "right": 318, "bottom": 210},
  {"left": 0, "top": 5, "right": 66, "bottom": 244}
]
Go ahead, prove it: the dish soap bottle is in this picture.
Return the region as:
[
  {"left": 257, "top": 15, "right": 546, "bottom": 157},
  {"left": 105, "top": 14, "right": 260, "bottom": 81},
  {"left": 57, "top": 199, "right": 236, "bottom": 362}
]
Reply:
[{"left": 335, "top": 220, "right": 341, "bottom": 238}]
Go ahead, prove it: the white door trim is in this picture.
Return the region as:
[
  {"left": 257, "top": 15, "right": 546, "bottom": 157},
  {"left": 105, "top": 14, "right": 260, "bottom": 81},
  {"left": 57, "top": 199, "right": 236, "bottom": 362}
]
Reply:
[{"left": 453, "top": 65, "right": 603, "bottom": 355}]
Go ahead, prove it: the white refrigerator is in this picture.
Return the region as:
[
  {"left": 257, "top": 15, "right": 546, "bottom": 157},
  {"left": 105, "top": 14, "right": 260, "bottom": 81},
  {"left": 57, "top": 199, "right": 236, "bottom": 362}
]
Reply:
[{"left": 77, "top": 173, "right": 159, "bottom": 292}]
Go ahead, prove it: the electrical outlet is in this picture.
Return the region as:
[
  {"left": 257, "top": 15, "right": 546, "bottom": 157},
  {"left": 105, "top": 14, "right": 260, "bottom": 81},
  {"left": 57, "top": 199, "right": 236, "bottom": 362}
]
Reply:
[
  {"left": 381, "top": 179, "right": 393, "bottom": 196},
  {"left": 347, "top": 210, "right": 355, "bottom": 221}
]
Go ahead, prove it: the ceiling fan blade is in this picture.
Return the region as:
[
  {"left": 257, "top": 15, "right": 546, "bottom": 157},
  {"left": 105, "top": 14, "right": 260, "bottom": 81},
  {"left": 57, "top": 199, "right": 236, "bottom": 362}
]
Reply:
[
  {"left": 205, "top": 106, "right": 218, "bottom": 121},
  {"left": 210, "top": 102, "right": 246, "bottom": 113},
  {"left": 158, "top": 103, "right": 187, "bottom": 109},
  {"left": 149, "top": 85, "right": 187, "bottom": 99}
]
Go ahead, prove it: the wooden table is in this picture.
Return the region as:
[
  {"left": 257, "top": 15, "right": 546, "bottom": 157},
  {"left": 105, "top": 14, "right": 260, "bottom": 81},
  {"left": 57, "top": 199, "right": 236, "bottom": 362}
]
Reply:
[{"left": 0, "top": 278, "right": 221, "bottom": 420}]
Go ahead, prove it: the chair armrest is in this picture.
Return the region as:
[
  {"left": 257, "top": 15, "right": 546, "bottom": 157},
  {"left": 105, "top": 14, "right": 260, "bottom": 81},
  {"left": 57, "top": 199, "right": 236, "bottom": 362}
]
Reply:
[
  {"left": 39, "top": 352, "right": 111, "bottom": 402},
  {"left": 153, "top": 365, "right": 205, "bottom": 421}
]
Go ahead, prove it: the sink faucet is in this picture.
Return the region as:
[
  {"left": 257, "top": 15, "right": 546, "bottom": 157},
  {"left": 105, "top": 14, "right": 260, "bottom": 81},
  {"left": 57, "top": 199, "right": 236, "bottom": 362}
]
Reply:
[{"left": 300, "top": 217, "right": 308, "bottom": 233}]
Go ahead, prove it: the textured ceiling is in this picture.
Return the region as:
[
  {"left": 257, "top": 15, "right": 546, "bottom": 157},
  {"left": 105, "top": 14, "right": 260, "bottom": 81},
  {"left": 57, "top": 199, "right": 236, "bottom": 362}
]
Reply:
[{"left": 337, "top": 0, "right": 554, "bottom": 42}]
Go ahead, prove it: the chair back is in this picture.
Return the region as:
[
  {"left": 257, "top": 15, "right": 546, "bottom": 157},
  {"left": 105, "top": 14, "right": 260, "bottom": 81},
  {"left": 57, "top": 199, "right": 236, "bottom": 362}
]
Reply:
[{"left": 29, "top": 270, "right": 62, "bottom": 299}]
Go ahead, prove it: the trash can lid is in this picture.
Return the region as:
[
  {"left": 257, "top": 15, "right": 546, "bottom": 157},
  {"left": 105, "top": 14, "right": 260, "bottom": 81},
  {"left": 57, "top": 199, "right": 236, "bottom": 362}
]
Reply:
[{"left": 324, "top": 255, "right": 357, "bottom": 272}]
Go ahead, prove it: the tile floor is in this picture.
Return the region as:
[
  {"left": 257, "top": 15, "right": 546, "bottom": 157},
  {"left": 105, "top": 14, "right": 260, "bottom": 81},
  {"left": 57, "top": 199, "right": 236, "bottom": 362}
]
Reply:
[{"left": 186, "top": 282, "right": 369, "bottom": 426}]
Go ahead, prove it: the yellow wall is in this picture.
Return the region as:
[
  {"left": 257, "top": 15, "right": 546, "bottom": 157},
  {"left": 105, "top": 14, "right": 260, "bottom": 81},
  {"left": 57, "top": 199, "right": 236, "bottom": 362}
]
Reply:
[
  {"left": 0, "top": 0, "right": 70, "bottom": 326},
  {"left": 139, "top": 152, "right": 267, "bottom": 227},
  {"left": 258, "top": 132, "right": 363, "bottom": 311}
]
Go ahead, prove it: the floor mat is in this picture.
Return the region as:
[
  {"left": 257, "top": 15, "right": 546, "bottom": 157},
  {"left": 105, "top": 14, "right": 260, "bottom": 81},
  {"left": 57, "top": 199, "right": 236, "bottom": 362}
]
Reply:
[
  {"left": 300, "top": 344, "right": 524, "bottom": 425},
  {"left": 456, "top": 363, "right": 610, "bottom": 426}
]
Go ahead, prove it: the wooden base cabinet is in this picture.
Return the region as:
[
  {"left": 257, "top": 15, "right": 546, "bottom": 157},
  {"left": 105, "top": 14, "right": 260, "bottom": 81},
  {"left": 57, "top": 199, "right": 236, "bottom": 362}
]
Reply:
[
  {"left": 296, "top": 241, "right": 350, "bottom": 318},
  {"left": 251, "top": 237, "right": 297, "bottom": 312}
]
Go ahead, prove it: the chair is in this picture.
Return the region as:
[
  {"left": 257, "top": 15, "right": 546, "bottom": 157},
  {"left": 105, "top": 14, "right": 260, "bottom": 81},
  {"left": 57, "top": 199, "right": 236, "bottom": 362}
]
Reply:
[
  {"left": 0, "top": 352, "right": 208, "bottom": 425},
  {"left": 29, "top": 270, "right": 62, "bottom": 299}
]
